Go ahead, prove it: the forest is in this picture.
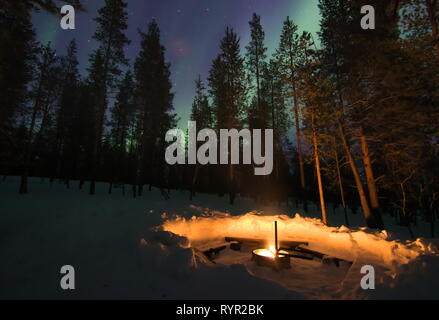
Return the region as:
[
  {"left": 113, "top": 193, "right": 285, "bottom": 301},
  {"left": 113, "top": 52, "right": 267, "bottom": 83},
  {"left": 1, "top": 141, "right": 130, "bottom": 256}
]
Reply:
[{"left": 0, "top": 0, "right": 438, "bottom": 235}]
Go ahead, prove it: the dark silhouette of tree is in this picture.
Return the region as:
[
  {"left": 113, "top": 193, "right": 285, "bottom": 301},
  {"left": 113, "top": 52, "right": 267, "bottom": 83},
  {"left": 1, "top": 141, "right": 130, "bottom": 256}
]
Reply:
[
  {"left": 19, "top": 43, "right": 60, "bottom": 193},
  {"left": 134, "top": 20, "right": 176, "bottom": 195},
  {"left": 208, "top": 27, "right": 247, "bottom": 204},
  {"left": 50, "top": 40, "right": 80, "bottom": 184},
  {"left": 246, "top": 13, "right": 267, "bottom": 128},
  {"left": 276, "top": 17, "right": 308, "bottom": 204},
  {"left": 189, "top": 76, "right": 213, "bottom": 199},
  {"left": 0, "top": 2, "right": 36, "bottom": 164},
  {"left": 88, "top": 0, "right": 130, "bottom": 195},
  {"left": 108, "top": 70, "right": 135, "bottom": 194}
]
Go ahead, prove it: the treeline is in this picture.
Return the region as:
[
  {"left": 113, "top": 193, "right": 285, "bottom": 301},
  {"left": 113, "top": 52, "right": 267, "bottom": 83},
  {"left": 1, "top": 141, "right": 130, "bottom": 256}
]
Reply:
[
  {"left": 1, "top": 0, "right": 177, "bottom": 198},
  {"left": 0, "top": 0, "right": 438, "bottom": 233}
]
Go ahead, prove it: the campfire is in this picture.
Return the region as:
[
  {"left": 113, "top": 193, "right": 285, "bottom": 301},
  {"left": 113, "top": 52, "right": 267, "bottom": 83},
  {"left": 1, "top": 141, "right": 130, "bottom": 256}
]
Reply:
[{"left": 251, "top": 221, "right": 291, "bottom": 270}]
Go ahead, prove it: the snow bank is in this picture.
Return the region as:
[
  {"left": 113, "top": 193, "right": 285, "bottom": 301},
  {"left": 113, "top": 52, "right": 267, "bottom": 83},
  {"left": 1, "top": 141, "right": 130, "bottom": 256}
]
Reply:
[
  {"left": 163, "top": 212, "right": 437, "bottom": 270},
  {"left": 163, "top": 211, "right": 439, "bottom": 299}
]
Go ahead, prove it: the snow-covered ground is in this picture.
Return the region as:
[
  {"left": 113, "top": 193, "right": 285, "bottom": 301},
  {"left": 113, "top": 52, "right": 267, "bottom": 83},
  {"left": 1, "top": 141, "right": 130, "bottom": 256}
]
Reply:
[{"left": 1, "top": 176, "right": 438, "bottom": 299}]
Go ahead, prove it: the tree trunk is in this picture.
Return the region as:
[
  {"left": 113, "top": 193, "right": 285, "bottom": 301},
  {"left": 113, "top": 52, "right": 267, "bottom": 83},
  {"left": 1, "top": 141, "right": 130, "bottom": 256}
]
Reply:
[
  {"left": 293, "top": 92, "right": 305, "bottom": 191},
  {"left": 360, "top": 131, "right": 379, "bottom": 207},
  {"left": 338, "top": 121, "right": 381, "bottom": 229},
  {"left": 360, "top": 129, "right": 385, "bottom": 229},
  {"left": 334, "top": 142, "right": 349, "bottom": 227},
  {"left": 20, "top": 95, "right": 40, "bottom": 194},
  {"left": 289, "top": 49, "right": 306, "bottom": 194},
  {"left": 312, "top": 115, "right": 327, "bottom": 225},
  {"left": 89, "top": 95, "right": 105, "bottom": 195}
]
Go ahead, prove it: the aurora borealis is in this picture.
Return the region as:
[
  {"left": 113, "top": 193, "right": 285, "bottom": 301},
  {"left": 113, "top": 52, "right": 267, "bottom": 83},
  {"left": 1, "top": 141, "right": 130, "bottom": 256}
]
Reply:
[{"left": 32, "top": 0, "right": 321, "bottom": 127}]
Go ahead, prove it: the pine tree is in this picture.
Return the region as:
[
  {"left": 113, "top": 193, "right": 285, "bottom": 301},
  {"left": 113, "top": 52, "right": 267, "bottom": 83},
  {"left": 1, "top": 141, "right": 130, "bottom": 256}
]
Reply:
[
  {"left": 209, "top": 28, "right": 247, "bottom": 130},
  {"left": 188, "top": 76, "right": 212, "bottom": 199},
  {"left": 190, "top": 76, "right": 212, "bottom": 128},
  {"left": 72, "top": 81, "right": 96, "bottom": 188},
  {"left": 245, "top": 13, "right": 267, "bottom": 128},
  {"left": 301, "top": 48, "right": 334, "bottom": 225},
  {"left": 261, "top": 59, "right": 291, "bottom": 184},
  {"left": 108, "top": 70, "right": 135, "bottom": 193},
  {"left": 208, "top": 27, "right": 247, "bottom": 204},
  {"left": 19, "top": 42, "right": 60, "bottom": 193},
  {"left": 134, "top": 20, "right": 176, "bottom": 194},
  {"left": 399, "top": 0, "right": 439, "bottom": 235},
  {"left": 89, "top": 0, "right": 130, "bottom": 194},
  {"left": 0, "top": 2, "right": 36, "bottom": 149},
  {"left": 276, "top": 17, "right": 309, "bottom": 202},
  {"left": 317, "top": 0, "right": 383, "bottom": 229},
  {"left": 52, "top": 39, "right": 80, "bottom": 183}
]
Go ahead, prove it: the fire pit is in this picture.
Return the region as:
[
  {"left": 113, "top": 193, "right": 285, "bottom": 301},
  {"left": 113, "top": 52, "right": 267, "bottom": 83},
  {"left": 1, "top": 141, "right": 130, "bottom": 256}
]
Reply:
[
  {"left": 252, "top": 247, "right": 290, "bottom": 269},
  {"left": 251, "top": 221, "right": 291, "bottom": 270}
]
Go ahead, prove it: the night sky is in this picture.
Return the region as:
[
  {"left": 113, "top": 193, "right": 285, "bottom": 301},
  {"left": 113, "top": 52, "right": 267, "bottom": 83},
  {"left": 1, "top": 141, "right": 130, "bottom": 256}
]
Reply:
[{"left": 32, "top": 0, "right": 321, "bottom": 127}]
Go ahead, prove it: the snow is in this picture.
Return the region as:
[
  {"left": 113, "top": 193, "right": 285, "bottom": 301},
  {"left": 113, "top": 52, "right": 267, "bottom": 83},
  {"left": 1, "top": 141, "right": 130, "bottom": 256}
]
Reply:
[
  {"left": 163, "top": 211, "right": 439, "bottom": 299},
  {"left": 1, "top": 176, "right": 438, "bottom": 299}
]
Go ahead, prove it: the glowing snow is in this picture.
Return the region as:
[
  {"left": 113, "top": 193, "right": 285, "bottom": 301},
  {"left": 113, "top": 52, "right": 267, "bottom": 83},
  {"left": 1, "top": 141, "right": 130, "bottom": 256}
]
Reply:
[{"left": 163, "top": 212, "right": 438, "bottom": 272}]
